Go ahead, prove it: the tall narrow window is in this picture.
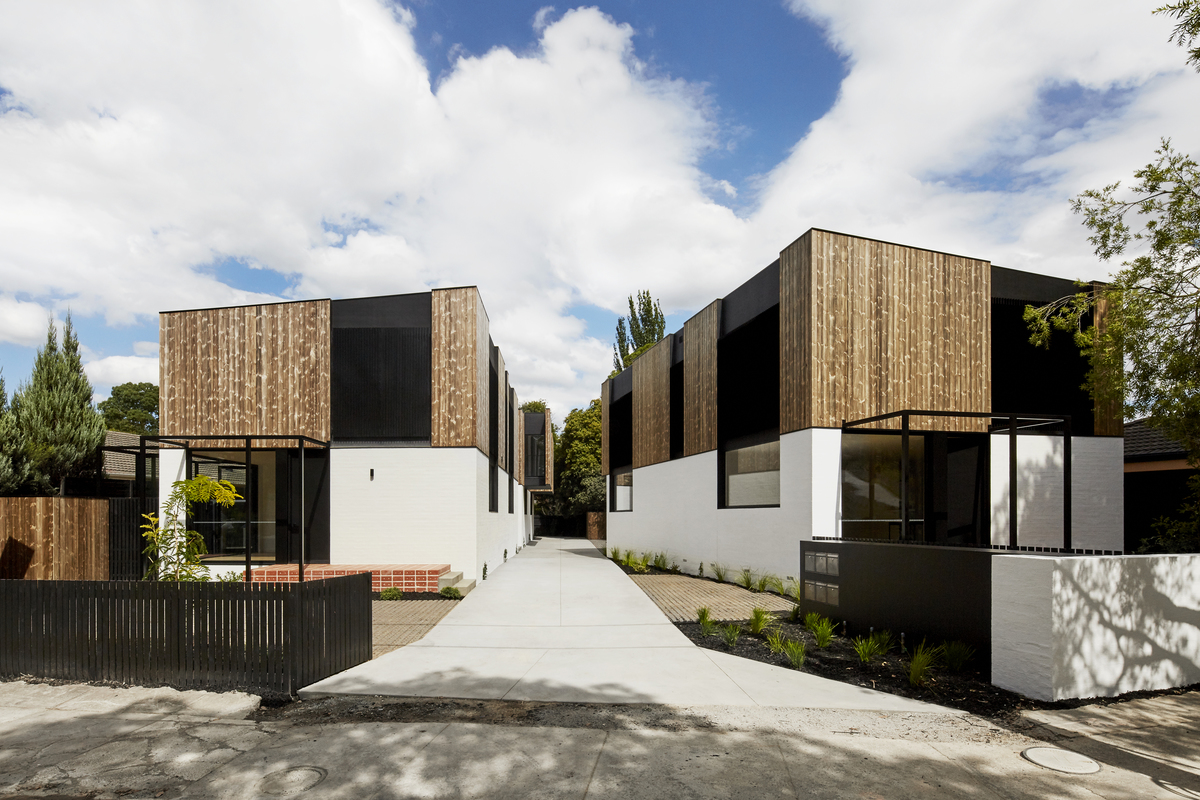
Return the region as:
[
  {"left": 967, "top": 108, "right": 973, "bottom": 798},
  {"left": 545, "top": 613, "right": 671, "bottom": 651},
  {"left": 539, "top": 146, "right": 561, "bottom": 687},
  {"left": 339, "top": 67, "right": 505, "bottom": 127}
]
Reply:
[
  {"left": 610, "top": 467, "right": 633, "bottom": 512},
  {"left": 489, "top": 346, "right": 499, "bottom": 513},
  {"left": 841, "top": 433, "right": 925, "bottom": 540}
]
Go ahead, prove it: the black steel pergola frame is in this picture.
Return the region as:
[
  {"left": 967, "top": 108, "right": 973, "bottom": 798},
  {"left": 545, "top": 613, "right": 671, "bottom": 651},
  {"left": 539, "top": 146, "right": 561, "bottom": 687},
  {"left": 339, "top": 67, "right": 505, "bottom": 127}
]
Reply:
[
  {"left": 101, "top": 434, "right": 330, "bottom": 583},
  {"left": 841, "top": 409, "right": 1072, "bottom": 550}
]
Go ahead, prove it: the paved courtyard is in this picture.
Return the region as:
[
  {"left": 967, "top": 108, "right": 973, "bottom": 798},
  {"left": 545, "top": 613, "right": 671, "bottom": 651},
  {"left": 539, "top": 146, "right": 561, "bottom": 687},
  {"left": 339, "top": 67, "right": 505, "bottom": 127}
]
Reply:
[
  {"left": 372, "top": 599, "right": 458, "bottom": 659},
  {"left": 629, "top": 573, "right": 794, "bottom": 621},
  {"left": 301, "top": 537, "right": 938, "bottom": 710}
]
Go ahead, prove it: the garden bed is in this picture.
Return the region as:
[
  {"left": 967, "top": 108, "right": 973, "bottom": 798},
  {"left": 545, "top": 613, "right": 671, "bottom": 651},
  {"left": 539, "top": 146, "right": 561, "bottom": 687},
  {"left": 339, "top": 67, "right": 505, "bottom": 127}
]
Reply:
[{"left": 372, "top": 591, "right": 456, "bottom": 601}]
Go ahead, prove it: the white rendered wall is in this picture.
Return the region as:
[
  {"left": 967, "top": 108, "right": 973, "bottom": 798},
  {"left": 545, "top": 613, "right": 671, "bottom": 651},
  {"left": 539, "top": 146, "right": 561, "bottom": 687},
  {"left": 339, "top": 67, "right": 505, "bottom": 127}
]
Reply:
[
  {"left": 474, "top": 449, "right": 526, "bottom": 582},
  {"left": 993, "top": 554, "right": 1200, "bottom": 700},
  {"left": 157, "top": 448, "right": 187, "bottom": 523},
  {"left": 330, "top": 447, "right": 479, "bottom": 576},
  {"left": 605, "top": 428, "right": 842, "bottom": 581}
]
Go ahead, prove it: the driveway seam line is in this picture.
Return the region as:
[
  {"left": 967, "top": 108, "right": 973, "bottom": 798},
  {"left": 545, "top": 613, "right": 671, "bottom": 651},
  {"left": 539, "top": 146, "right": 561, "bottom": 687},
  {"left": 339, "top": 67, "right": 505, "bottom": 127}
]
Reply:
[{"left": 581, "top": 728, "right": 609, "bottom": 798}]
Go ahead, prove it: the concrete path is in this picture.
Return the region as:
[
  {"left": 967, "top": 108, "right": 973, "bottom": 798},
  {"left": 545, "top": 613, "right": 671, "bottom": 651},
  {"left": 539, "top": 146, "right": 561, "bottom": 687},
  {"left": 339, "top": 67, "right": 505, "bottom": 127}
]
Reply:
[
  {"left": 302, "top": 537, "right": 942, "bottom": 711},
  {"left": 4, "top": 680, "right": 1196, "bottom": 799}
]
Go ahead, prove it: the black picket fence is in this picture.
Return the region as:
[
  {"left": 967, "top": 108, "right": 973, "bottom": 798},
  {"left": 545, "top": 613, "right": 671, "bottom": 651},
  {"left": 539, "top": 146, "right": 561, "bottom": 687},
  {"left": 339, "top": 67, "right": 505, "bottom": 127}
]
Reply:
[{"left": 0, "top": 573, "right": 372, "bottom": 696}]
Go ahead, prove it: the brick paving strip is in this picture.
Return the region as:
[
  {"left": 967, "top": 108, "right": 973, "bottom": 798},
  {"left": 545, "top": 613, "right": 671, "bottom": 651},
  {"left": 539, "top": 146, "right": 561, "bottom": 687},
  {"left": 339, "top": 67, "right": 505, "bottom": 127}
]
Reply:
[
  {"left": 372, "top": 599, "right": 458, "bottom": 658},
  {"left": 629, "top": 574, "right": 795, "bottom": 622}
]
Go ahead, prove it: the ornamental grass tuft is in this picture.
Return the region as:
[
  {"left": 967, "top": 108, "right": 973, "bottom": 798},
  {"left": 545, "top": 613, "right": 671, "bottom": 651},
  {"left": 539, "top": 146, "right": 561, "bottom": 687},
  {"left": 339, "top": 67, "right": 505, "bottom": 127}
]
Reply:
[
  {"left": 908, "top": 640, "right": 944, "bottom": 687},
  {"left": 721, "top": 623, "right": 741, "bottom": 649},
  {"left": 765, "top": 628, "right": 787, "bottom": 654},
  {"left": 851, "top": 635, "right": 886, "bottom": 664},
  {"left": 766, "top": 574, "right": 786, "bottom": 596},
  {"left": 711, "top": 562, "right": 728, "bottom": 582},
  {"left": 652, "top": 552, "right": 669, "bottom": 571},
  {"left": 810, "top": 616, "right": 837, "bottom": 648},
  {"left": 782, "top": 639, "right": 806, "bottom": 670},
  {"left": 748, "top": 606, "right": 776, "bottom": 635},
  {"left": 943, "top": 640, "right": 975, "bottom": 673},
  {"left": 696, "top": 606, "right": 712, "bottom": 626},
  {"left": 737, "top": 568, "right": 755, "bottom": 590}
]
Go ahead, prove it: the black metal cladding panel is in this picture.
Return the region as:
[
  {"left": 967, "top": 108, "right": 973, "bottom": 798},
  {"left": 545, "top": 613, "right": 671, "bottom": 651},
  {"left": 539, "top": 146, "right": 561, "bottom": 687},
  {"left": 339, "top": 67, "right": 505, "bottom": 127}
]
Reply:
[
  {"left": 671, "top": 331, "right": 684, "bottom": 365},
  {"left": 722, "top": 259, "right": 780, "bottom": 336},
  {"left": 331, "top": 293, "right": 432, "bottom": 328},
  {"left": 331, "top": 328, "right": 432, "bottom": 440},
  {"left": 612, "top": 368, "right": 633, "bottom": 400},
  {"left": 524, "top": 412, "right": 545, "bottom": 436},
  {"left": 991, "top": 265, "right": 1082, "bottom": 303}
]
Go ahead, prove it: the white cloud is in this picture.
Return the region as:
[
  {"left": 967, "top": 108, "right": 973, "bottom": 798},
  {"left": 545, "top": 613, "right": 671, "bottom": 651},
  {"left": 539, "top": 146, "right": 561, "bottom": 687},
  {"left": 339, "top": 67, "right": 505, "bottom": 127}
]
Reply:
[
  {"left": 84, "top": 355, "right": 159, "bottom": 389},
  {"left": 1, "top": 1, "right": 1198, "bottom": 415}
]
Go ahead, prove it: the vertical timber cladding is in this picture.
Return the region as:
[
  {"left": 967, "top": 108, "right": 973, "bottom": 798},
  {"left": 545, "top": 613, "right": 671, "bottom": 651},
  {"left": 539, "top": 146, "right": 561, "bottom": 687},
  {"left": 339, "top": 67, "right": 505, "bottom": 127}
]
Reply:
[
  {"left": 159, "top": 300, "right": 331, "bottom": 445},
  {"left": 0, "top": 498, "right": 108, "bottom": 580},
  {"left": 430, "top": 287, "right": 491, "bottom": 452},
  {"left": 781, "top": 229, "right": 991, "bottom": 432},
  {"left": 544, "top": 407, "right": 555, "bottom": 490},
  {"left": 631, "top": 336, "right": 673, "bottom": 468},
  {"left": 683, "top": 301, "right": 721, "bottom": 456},
  {"left": 516, "top": 394, "right": 524, "bottom": 485}
]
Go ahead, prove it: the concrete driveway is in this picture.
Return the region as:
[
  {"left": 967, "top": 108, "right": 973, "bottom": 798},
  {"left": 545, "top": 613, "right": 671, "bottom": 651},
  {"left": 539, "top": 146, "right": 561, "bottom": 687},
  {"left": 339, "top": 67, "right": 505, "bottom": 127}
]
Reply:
[{"left": 301, "top": 537, "right": 943, "bottom": 711}]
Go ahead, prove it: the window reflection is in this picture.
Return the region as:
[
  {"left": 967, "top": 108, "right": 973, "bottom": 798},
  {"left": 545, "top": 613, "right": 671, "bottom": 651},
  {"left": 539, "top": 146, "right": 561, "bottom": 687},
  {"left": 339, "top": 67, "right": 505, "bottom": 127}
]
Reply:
[
  {"left": 190, "top": 450, "right": 277, "bottom": 560},
  {"left": 724, "top": 435, "right": 780, "bottom": 507},
  {"left": 841, "top": 433, "right": 924, "bottom": 540}
]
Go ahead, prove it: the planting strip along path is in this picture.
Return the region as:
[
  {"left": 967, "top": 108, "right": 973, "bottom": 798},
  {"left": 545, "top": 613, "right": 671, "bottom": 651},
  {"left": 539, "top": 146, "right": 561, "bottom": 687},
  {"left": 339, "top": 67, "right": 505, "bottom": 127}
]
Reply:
[{"left": 302, "top": 537, "right": 946, "bottom": 711}]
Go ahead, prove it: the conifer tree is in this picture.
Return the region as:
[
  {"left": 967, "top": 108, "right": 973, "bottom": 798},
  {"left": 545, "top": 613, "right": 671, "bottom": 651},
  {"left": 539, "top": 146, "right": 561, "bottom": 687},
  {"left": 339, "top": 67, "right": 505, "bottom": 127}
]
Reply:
[
  {"left": 0, "top": 371, "right": 26, "bottom": 494},
  {"left": 15, "top": 316, "right": 106, "bottom": 494}
]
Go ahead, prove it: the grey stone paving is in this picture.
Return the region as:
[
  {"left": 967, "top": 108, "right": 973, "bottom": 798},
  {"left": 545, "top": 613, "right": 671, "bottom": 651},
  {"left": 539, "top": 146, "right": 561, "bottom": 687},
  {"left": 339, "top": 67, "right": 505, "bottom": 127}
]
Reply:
[
  {"left": 629, "top": 573, "right": 795, "bottom": 622},
  {"left": 372, "top": 599, "right": 457, "bottom": 659}
]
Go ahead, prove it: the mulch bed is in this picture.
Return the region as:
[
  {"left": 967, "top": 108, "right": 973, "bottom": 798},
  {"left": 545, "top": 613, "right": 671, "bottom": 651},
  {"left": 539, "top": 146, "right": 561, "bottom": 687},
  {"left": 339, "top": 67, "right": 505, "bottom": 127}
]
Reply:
[{"left": 372, "top": 591, "right": 456, "bottom": 601}]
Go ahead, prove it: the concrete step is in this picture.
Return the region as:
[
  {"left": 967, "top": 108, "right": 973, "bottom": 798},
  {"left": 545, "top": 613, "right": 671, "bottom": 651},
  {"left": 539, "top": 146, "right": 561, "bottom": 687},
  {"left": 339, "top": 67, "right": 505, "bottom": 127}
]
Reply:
[
  {"left": 438, "top": 571, "right": 463, "bottom": 591},
  {"left": 452, "top": 579, "right": 476, "bottom": 596}
]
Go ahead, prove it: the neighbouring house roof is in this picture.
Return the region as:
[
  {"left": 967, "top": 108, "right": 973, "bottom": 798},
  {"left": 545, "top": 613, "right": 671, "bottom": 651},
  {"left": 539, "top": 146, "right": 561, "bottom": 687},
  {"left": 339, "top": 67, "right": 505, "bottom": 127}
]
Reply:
[
  {"left": 1124, "top": 418, "right": 1188, "bottom": 462},
  {"left": 103, "top": 430, "right": 141, "bottom": 479}
]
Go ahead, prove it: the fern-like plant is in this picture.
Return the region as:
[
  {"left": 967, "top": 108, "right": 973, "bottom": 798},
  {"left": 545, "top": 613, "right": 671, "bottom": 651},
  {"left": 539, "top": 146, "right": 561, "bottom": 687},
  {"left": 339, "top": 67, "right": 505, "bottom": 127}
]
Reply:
[
  {"left": 141, "top": 475, "right": 241, "bottom": 582},
  {"left": 748, "top": 606, "right": 776, "bottom": 635},
  {"left": 737, "top": 568, "right": 754, "bottom": 589},
  {"left": 782, "top": 639, "right": 806, "bottom": 669},
  {"left": 711, "top": 562, "right": 728, "bottom": 582},
  {"left": 721, "top": 623, "right": 741, "bottom": 649},
  {"left": 943, "top": 640, "right": 975, "bottom": 673}
]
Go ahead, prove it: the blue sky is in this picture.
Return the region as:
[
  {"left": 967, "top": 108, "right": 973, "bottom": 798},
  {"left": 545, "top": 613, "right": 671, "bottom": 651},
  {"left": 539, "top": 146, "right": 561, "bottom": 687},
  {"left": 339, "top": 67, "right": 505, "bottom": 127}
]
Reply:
[{"left": 0, "top": 1, "right": 1197, "bottom": 414}]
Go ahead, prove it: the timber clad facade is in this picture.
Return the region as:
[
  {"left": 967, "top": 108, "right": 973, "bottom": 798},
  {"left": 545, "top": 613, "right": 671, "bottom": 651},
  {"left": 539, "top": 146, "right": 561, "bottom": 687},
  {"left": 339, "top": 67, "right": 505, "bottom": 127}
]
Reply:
[
  {"left": 604, "top": 228, "right": 1126, "bottom": 580},
  {"left": 156, "top": 286, "right": 536, "bottom": 582},
  {"left": 0, "top": 498, "right": 108, "bottom": 580}
]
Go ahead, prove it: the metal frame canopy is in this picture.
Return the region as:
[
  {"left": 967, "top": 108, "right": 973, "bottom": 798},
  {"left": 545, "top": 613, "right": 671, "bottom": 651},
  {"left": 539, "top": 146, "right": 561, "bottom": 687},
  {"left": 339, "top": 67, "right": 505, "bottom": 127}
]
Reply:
[
  {"left": 102, "top": 434, "right": 330, "bottom": 583},
  {"left": 841, "top": 409, "right": 1072, "bottom": 550}
]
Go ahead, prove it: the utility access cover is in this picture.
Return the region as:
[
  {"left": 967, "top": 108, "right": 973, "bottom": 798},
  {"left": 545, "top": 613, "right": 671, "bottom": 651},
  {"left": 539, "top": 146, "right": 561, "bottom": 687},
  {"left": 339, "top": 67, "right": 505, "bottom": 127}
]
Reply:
[{"left": 1021, "top": 747, "right": 1101, "bottom": 774}]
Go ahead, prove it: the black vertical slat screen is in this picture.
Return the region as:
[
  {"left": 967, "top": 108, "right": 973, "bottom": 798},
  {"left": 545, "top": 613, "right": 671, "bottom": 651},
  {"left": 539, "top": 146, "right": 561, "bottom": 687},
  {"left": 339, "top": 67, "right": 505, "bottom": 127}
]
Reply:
[
  {"left": 0, "top": 573, "right": 371, "bottom": 695},
  {"left": 330, "top": 328, "right": 432, "bottom": 441}
]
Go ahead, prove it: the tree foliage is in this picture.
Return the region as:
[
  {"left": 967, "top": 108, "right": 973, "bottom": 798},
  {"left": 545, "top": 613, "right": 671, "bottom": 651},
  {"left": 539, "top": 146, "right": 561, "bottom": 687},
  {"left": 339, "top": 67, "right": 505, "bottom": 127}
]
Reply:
[
  {"left": 534, "top": 398, "right": 605, "bottom": 518},
  {"left": 518, "top": 399, "right": 547, "bottom": 413},
  {"left": 613, "top": 291, "right": 666, "bottom": 371},
  {"left": 99, "top": 381, "right": 159, "bottom": 435},
  {"left": 4, "top": 317, "right": 107, "bottom": 495},
  {"left": 141, "top": 475, "right": 241, "bottom": 581},
  {"left": 1157, "top": 1, "right": 1200, "bottom": 71},
  {"left": 0, "top": 372, "right": 26, "bottom": 494}
]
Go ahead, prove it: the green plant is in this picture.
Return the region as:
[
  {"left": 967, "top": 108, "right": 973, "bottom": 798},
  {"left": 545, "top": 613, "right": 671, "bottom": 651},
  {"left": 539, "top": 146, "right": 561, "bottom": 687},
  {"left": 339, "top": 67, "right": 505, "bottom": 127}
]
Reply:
[
  {"left": 765, "top": 574, "right": 786, "bottom": 596},
  {"left": 711, "top": 562, "right": 728, "bottom": 582},
  {"left": 871, "top": 629, "right": 896, "bottom": 654},
  {"left": 908, "top": 640, "right": 944, "bottom": 687},
  {"left": 721, "top": 624, "right": 741, "bottom": 649},
  {"left": 765, "top": 629, "right": 787, "bottom": 655},
  {"left": 504, "top": 549, "right": 508, "bottom": 562},
  {"left": 482, "top": 563, "right": 488, "bottom": 580},
  {"left": 652, "top": 552, "right": 668, "bottom": 570},
  {"left": 788, "top": 603, "right": 802, "bottom": 623},
  {"left": 379, "top": 587, "right": 404, "bottom": 601},
  {"left": 141, "top": 475, "right": 241, "bottom": 581},
  {"left": 810, "top": 616, "right": 837, "bottom": 648},
  {"left": 943, "top": 640, "right": 976, "bottom": 673},
  {"left": 609, "top": 546, "right": 622, "bottom": 563},
  {"left": 700, "top": 618, "right": 719, "bottom": 636},
  {"left": 698, "top": 562, "right": 705, "bottom": 578},
  {"left": 218, "top": 571, "right": 243, "bottom": 584},
  {"left": 737, "top": 568, "right": 754, "bottom": 589},
  {"left": 669, "top": 561, "right": 680, "bottom": 573},
  {"left": 803, "top": 612, "right": 823, "bottom": 633},
  {"left": 440, "top": 586, "right": 463, "bottom": 599},
  {"left": 634, "top": 552, "right": 652, "bottom": 573},
  {"left": 697, "top": 606, "right": 712, "bottom": 626},
  {"left": 782, "top": 639, "right": 806, "bottom": 669},
  {"left": 851, "top": 635, "right": 886, "bottom": 664},
  {"left": 748, "top": 606, "right": 776, "bottom": 635}
]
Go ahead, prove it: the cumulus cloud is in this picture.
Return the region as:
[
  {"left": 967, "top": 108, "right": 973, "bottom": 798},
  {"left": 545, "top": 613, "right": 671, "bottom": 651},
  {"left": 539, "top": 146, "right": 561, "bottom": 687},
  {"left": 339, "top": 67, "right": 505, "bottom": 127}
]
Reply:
[{"left": 1, "top": 1, "right": 1198, "bottom": 414}]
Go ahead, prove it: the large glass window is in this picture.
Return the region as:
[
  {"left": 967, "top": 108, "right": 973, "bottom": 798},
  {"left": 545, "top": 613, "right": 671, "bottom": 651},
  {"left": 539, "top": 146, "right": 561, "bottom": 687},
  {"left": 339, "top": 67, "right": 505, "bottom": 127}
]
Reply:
[
  {"left": 526, "top": 434, "right": 545, "bottom": 480},
  {"left": 610, "top": 467, "right": 633, "bottom": 512},
  {"left": 723, "top": 434, "right": 780, "bottom": 507},
  {"left": 190, "top": 450, "right": 278, "bottom": 561},
  {"left": 841, "top": 433, "right": 924, "bottom": 540}
]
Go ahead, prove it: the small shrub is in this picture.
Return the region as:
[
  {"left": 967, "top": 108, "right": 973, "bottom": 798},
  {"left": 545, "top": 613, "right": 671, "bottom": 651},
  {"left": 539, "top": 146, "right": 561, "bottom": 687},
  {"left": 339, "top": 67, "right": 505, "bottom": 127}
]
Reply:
[
  {"left": 721, "top": 623, "right": 741, "bottom": 649},
  {"left": 504, "top": 549, "right": 508, "bottom": 561},
  {"left": 698, "top": 562, "right": 705, "bottom": 578},
  {"left": 652, "top": 552, "right": 669, "bottom": 571},
  {"left": 219, "top": 571, "right": 243, "bottom": 583},
  {"left": 700, "top": 618, "right": 720, "bottom": 636},
  {"left": 765, "top": 628, "right": 787, "bottom": 654},
  {"left": 943, "top": 640, "right": 976, "bottom": 673},
  {"left": 788, "top": 603, "right": 802, "bottom": 623},
  {"left": 908, "top": 640, "right": 944, "bottom": 687},
  {"left": 711, "top": 563, "right": 728, "bottom": 582},
  {"left": 632, "top": 552, "right": 651, "bottom": 573},
  {"left": 609, "top": 546, "right": 622, "bottom": 563},
  {"left": 737, "top": 568, "right": 754, "bottom": 589},
  {"left": 748, "top": 606, "right": 776, "bottom": 635},
  {"left": 782, "top": 639, "right": 806, "bottom": 669},
  {"left": 379, "top": 587, "right": 404, "bottom": 601},
  {"left": 482, "top": 563, "right": 488, "bottom": 580},
  {"left": 810, "top": 616, "right": 837, "bottom": 648},
  {"left": 669, "top": 561, "right": 680, "bottom": 573},
  {"left": 851, "top": 635, "right": 885, "bottom": 664},
  {"left": 697, "top": 606, "right": 712, "bottom": 626},
  {"left": 439, "top": 586, "right": 463, "bottom": 599}
]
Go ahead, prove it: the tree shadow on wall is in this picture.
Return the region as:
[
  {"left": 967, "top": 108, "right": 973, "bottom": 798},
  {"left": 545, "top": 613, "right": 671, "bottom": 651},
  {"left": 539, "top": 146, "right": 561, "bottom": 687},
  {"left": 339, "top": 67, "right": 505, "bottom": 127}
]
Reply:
[{"left": 0, "top": 536, "right": 33, "bottom": 579}]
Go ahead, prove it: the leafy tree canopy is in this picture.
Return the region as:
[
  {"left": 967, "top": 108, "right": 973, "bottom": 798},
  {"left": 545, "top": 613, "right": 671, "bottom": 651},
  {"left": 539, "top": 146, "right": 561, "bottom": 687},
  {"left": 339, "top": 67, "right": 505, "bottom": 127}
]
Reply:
[
  {"left": 0, "top": 371, "right": 26, "bottom": 494},
  {"left": 613, "top": 291, "right": 666, "bottom": 372},
  {"left": 519, "top": 399, "right": 547, "bottom": 413},
  {"left": 99, "top": 381, "right": 159, "bottom": 435}
]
